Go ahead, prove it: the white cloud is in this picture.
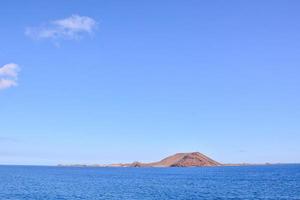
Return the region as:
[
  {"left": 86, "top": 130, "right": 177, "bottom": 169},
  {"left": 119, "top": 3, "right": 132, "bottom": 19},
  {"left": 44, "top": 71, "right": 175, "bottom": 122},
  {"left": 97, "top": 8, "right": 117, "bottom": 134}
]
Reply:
[
  {"left": 0, "top": 63, "right": 20, "bottom": 90},
  {"left": 25, "top": 15, "right": 97, "bottom": 41},
  {"left": 53, "top": 15, "right": 96, "bottom": 33}
]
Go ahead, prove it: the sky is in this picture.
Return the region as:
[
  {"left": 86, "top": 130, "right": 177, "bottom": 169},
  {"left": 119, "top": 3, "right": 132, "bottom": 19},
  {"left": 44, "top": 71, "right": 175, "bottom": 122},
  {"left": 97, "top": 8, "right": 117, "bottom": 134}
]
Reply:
[{"left": 1, "top": 0, "right": 300, "bottom": 165}]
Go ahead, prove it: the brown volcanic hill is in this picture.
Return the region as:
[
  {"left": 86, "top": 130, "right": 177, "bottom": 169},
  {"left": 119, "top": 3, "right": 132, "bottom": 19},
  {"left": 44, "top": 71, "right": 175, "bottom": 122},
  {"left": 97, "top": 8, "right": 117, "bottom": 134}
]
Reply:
[
  {"left": 125, "top": 152, "right": 220, "bottom": 167},
  {"left": 169, "top": 152, "right": 220, "bottom": 167}
]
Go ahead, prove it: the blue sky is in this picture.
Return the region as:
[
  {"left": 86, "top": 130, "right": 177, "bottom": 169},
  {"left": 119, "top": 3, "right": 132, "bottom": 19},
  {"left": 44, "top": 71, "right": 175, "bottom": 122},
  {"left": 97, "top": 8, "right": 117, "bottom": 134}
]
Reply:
[{"left": 1, "top": 0, "right": 300, "bottom": 165}]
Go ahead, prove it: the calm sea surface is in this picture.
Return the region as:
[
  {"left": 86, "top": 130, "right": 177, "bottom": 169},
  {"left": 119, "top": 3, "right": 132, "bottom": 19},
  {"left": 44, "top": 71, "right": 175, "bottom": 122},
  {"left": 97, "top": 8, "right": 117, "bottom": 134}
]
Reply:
[{"left": 0, "top": 165, "right": 299, "bottom": 200}]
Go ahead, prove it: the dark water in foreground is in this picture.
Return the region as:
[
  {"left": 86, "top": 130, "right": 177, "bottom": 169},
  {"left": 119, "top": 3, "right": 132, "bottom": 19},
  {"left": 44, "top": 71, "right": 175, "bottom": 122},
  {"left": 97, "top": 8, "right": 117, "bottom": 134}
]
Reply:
[{"left": 0, "top": 165, "right": 299, "bottom": 200}]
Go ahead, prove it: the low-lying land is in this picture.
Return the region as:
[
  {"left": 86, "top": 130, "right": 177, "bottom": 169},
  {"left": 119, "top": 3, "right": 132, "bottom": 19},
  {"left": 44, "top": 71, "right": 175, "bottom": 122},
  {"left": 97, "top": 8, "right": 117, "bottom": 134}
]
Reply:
[{"left": 59, "top": 152, "right": 284, "bottom": 168}]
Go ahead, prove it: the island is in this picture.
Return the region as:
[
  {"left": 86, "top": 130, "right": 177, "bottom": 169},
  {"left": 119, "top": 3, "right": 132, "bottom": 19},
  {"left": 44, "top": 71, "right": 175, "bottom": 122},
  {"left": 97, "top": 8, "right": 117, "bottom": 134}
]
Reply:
[{"left": 59, "top": 152, "right": 222, "bottom": 167}]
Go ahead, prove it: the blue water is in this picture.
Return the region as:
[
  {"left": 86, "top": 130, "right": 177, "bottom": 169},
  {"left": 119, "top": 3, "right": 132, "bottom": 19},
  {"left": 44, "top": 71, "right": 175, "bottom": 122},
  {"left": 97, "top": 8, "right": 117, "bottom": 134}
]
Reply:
[{"left": 0, "top": 165, "right": 299, "bottom": 200}]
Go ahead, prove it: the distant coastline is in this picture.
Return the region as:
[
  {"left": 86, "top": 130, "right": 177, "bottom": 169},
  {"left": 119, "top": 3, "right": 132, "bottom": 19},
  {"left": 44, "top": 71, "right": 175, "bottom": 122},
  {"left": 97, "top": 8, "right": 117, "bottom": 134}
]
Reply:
[{"left": 57, "top": 152, "right": 289, "bottom": 168}]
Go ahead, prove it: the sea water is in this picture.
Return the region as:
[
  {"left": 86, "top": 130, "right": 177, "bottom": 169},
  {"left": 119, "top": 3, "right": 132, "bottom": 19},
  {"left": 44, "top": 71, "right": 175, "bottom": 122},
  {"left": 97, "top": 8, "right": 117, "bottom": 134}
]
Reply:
[{"left": 0, "top": 165, "right": 299, "bottom": 199}]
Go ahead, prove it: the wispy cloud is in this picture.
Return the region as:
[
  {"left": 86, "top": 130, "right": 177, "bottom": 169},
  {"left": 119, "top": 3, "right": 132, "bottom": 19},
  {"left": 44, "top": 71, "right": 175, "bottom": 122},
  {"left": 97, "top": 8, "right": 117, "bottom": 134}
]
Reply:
[
  {"left": 0, "top": 63, "right": 20, "bottom": 90},
  {"left": 25, "top": 15, "right": 97, "bottom": 41}
]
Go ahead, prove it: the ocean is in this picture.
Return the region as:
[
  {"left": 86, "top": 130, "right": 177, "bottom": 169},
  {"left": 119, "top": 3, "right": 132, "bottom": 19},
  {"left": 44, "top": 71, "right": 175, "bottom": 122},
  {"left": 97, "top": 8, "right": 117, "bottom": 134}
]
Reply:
[{"left": 0, "top": 165, "right": 299, "bottom": 199}]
